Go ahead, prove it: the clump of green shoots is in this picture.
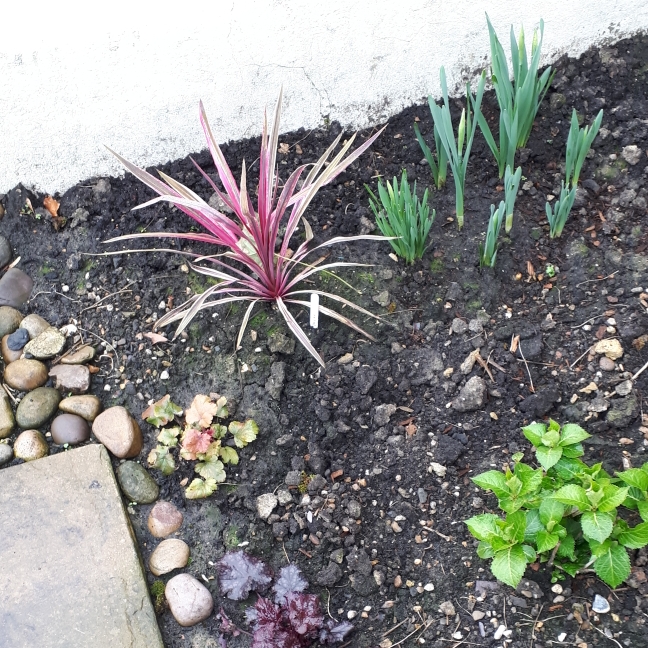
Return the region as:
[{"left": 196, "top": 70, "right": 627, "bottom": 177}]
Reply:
[
  {"left": 479, "top": 202, "right": 504, "bottom": 268},
  {"left": 479, "top": 15, "right": 554, "bottom": 177},
  {"left": 426, "top": 67, "right": 486, "bottom": 229},
  {"left": 503, "top": 165, "right": 522, "bottom": 233},
  {"left": 366, "top": 170, "right": 435, "bottom": 264},
  {"left": 414, "top": 122, "right": 448, "bottom": 189},
  {"left": 546, "top": 109, "right": 603, "bottom": 238}
]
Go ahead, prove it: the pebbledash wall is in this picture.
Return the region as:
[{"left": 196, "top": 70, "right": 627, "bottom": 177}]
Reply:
[{"left": 2, "top": 0, "right": 647, "bottom": 195}]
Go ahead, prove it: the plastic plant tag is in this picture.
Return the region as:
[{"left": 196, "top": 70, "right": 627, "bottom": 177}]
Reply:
[{"left": 309, "top": 293, "right": 319, "bottom": 329}]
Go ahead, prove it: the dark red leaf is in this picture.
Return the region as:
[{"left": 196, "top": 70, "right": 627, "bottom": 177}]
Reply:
[{"left": 285, "top": 593, "right": 323, "bottom": 636}]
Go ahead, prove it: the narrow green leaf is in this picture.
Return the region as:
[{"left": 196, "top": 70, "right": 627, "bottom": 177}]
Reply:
[
  {"left": 593, "top": 543, "right": 631, "bottom": 588},
  {"left": 491, "top": 545, "right": 528, "bottom": 588},
  {"left": 552, "top": 484, "right": 590, "bottom": 510},
  {"left": 619, "top": 522, "right": 648, "bottom": 549},
  {"left": 581, "top": 511, "right": 614, "bottom": 543}
]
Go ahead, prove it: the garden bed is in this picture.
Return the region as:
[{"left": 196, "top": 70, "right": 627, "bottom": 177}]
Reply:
[{"left": 2, "top": 33, "right": 648, "bottom": 648}]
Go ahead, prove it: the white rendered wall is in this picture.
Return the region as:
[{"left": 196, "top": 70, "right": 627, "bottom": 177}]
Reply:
[{"left": 2, "top": 0, "right": 647, "bottom": 195}]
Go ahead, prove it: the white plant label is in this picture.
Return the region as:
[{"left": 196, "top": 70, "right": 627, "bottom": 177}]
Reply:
[{"left": 309, "top": 293, "right": 319, "bottom": 329}]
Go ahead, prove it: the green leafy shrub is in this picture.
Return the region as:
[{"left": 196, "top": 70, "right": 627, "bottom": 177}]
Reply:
[
  {"left": 145, "top": 393, "right": 258, "bottom": 499},
  {"left": 366, "top": 170, "right": 434, "bottom": 264},
  {"left": 466, "top": 420, "right": 648, "bottom": 588},
  {"left": 479, "top": 202, "right": 504, "bottom": 269}
]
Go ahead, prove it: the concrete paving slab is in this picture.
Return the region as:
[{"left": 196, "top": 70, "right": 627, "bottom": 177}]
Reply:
[{"left": 0, "top": 444, "right": 164, "bottom": 648}]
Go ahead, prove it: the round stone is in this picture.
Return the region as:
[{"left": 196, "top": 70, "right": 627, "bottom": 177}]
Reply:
[
  {"left": 16, "top": 387, "right": 61, "bottom": 429},
  {"left": 1, "top": 334, "right": 22, "bottom": 364},
  {"left": 20, "top": 314, "right": 51, "bottom": 339},
  {"left": 59, "top": 395, "right": 102, "bottom": 421},
  {"left": 92, "top": 406, "right": 142, "bottom": 458},
  {"left": 60, "top": 345, "right": 96, "bottom": 364},
  {"left": 116, "top": 461, "right": 159, "bottom": 503},
  {"left": 0, "top": 442, "right": 13, "bottom": 466},
  {"left": 48, "top": 364, "right": 91, "bottom": 393},
  {"left": 165, "top": 574, "right": 213, "bottom": 627},
  {"left": 0, "top": 306, "right": 23, "bottom": 339},
  {"left": 0, "top": 391, "right": 15, "bottom": 439},
  {"left": 149, "top": 539, "right": 190, "bottom": 576},
  {"left": 148, "top": 501, "right": 184, "bottom": 538},
  {"left": 0, "top": 235, "right": 13, "bottom": 268},
  {"left": 50, "top": 413, "right": 90, "bottom": 445},
  {"left": 599, "top": 356, "right": 615, "bottom": 371},
  {"left": 7, "top": 328, "right": 29, "bottom": 351},
  {"left": 24, "top": 327, "right": 66, "bottom": 359},
  {"left": 13, "top": 429, "right": 49, "bottom": 461},
  {"left": 4, "top": 359, "right": 49, "bottom": 391}
]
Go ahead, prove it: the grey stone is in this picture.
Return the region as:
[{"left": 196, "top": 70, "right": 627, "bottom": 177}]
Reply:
[
  {"left": 550, "top": 92, "right": 566, "bottom": 110},
  {"left": 0, "top": 236, "right": 12, "bottom": 267},
  {"left": 347, "top": 547, "right": 372, "bottom": 576},
  {"left": 50, "top": 413, "right": 90, "bottom": 445},
  {"left": 450, "top": 318, "right": 468, "bottom": 334},
  {"left": 355, "top": 366, "right": 377, "bottom": 394},
  {"left": 587, "top": 397, "right": 610, "bottom": 413},
  {"left": 433, "top": 436, "right": 464, "bottom": 465},
  {"left": 622, "top": 145, "right": 642, "bottom": 166},
  {"left": 417, "top": 488, "right": 428, "bottom": 504},
  {"left": 268, "top": 331, "right": 295, "bottom": 355},
  {"left": 60, "top": 345, "right": 96, "bottom": 364},
  {"left": 444, "top": 282, "right": 463, "bottom": 302},
  {"left": 7, "top": 327, "right": 28, "bottom": 350},
  {"left": 0, "top": 444, "right": 163, "bottom": 647},
  {"left": 0, "top": 268, "right": 33, "bottom": 308},
  {"left": 349, "top": 572, "right": 378, "bottom": 596},
  {"left": 516, "top": 579, "right": 544, "bottom": 599},
  {"left": 13, "top": 429, "right": 49, "bottom": 460},
  {"left": 92, "top": 406, "right": 143, "bottom": 459},
  {"left": 116, "top": 461, "right": 159, "bottom": 504},
  {"left": 517, "top": 334, "right": 543, "bottom": 360},
  {"left": 0, "top": 306, "right": 23, "bottom": 339},
  {"left": 373, "top": 403, "right": 396, "bottom": 426},
  {"left": 592, "top": 593, "right": 610, "bottom": 614},
  {"left": 165, "top": 573, "right": 213, "bottom": 627},
  {"left": 346, "top": 499, "right": 362, "bottom": 518},
  {"left": 518, "top": 387, "right": 560, "bottom": 417},
  {"left": 599, "top": 356, "right": 616, "bottom": 371},
  {"left": 606, "top": 394, "right": 639, "bottom": 428},
  {"left": 316, "top": 562, "right": 342, "bottom": 586},
  {"left": 468, "top": 319, "right": 484, "bottom": 334},
  {"left": 277, "top": 488, "right": 293, "bottom": 506},
  {"left": 59, "top": 395, "right": 102, "bottom": 421},
  {"left": 0, "top": 442, "right": 13, "bottom": 466},
  {"left": 439, "top": 601, "right": 456, "bottom": 616},
  {"left": 615, "top": 380, "right": 633, "bottom": 397},
  {"left": 285, "top": 470, "right": 301, "bottom": 486},
  {"left": 149, "top": 538, "right": 190, "bottom": 576},
  {"left": 24, "top": 327, "right": 66, "bottom": 359},
  {"left": 0, "top": 390, "right": 14, "bottom": 439},
  {"left": 148, "top": 501, "right": 184, "bottom": 538},
  {"left": 460, "top": 351, "right": 477, "bottom": 375},
  {"left": 399, "top": 348, "right": 444, "bottom": 385},
  {"left": 16, "top": 387, "right": 61, "bottom": 429},
  {"left": 330, "top": 548, "right": 344, "bottom": 564},
  {"left": 5, "top": 358, "right": 48, "bottom": 391},
  {"left": 20, "top": 313, "right": 51, "bottom": 339},
  {"left": 452, "top": 376, "right": 487, "bottom": 412},
  {"left": 372, "top": 290, "right": 390, "bottom": 307},
  {"left": 265, "top": 361, "right": 285, "bottom": 400},
  {"left": 1, "top": 334, "right": 22, "bottom": 364},
  {"left": 256, "top": 493, "right": 278, "bottom": 520},
  {"left": 49, "top": 364, "right": 91, "bottom": 393}
]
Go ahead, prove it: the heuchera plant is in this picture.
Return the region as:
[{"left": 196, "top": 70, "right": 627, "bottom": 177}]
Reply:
[
  {"left": 107, "top": 90, "right": 387, "bottom": 367},
  {"left": 216, "top": 551, "right": 353, "bottom": 647},
  {"left": 466, "top": 420, "right": 648, "bottom": 589},
  {"left": 144, "top": 393, "right": 258, "bottom": 499}
]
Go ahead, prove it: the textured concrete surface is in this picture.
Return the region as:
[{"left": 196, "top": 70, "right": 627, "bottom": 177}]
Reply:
[
  {"left": 2, "top": 0, "right": 648, "bottom": 194},
  {"left": 0, "top": 444, "right": 163, "bottom": 648}
]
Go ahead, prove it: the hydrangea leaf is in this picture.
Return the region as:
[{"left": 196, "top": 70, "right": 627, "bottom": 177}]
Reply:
[
  {"left": 593, "top": 542, "right": 631, "bottom": 588},
  {"left": 491, "top": 545, "right": 527, "bottom": 588}
]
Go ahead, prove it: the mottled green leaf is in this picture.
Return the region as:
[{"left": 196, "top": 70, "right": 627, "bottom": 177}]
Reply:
[
  {"left": 219, "top": 446, "right": 239, "bottom": 465},
  {"left": 157, "top": 427, "right": 180, "bottom": 447},
  {"left": 229, "top": 419, "right": 259, "bottom": 448},
  {"left": 144, "top": 394, "right": 183, "bottom": 427},
  {"left": 185, "top": 477, "right": 218, "bottom": 499}
]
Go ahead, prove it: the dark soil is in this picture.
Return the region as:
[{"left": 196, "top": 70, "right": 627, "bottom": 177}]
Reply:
[{"left": 2, "top": 33, "right": 648, "bottom": 648}]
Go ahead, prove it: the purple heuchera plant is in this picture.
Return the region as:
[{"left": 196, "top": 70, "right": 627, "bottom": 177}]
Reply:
[
  {"left": 216, "top": 552, "right": 353, "bottom": 647},
  {"left": 107, "top": 90, "right": 387, "bottom": 367}
]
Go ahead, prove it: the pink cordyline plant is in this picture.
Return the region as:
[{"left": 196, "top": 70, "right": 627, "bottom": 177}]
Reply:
[{"left": 106, "top": 90, "right": 387, "bottom": 366}]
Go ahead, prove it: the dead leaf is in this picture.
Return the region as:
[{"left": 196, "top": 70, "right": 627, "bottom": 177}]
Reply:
[
  {"left": 405, "top": 423, "right": 417, "bottom": 436},
  {"left": 619, "top": 438, "right": 634, "bottom": 445},
  {"left": 88, "top": 365, "right": 100, "bottom": 374},
  {"left": 633, "top": 334, "right": 648, "bottom": 351},
  {"left": 595, "top": 325, "right": 607, "bottom": 340},
  {"left": 43, "top": 196, "right": 60, "bottom": 217},
  {"left": 185, "top": 394, "right": 219, "bottom": 428},
  {"left": 526, "top": 261, "right": 536, "bottom": 280},
  {"left": 510, "top": 335, "right": 520, "bottom": 354},
  {"left": 144, "top": 331, "right": 169, "bottom": 344},
  {"left": 278, "top": 142, "right": 289, "bottom": 154}
]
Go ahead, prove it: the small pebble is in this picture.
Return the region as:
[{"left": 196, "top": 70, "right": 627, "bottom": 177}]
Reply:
[
  {"left": 148, "top": 501, "right": 184, "bottom": 537},
  {"left": 347, "top": 610, "right": 357, "bottom": 620},
  {"left": 149, "top": 538, "right": 190, "bottom": 576},
  {"left": 592, "top": 593, "right": 610, "bottom": 614},
  {"left": 13, "top": 429, "right": 49, "bottom": 461}
]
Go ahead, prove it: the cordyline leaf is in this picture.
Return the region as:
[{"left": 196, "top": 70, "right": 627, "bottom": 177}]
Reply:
[
  {"left": 142, "top": 394, "right": 183, "bottom": 426},
  {"left": 229, "top": 419, "right": 259, "bottom": 448},
  {"left": 186, "top": 394, "right": 220, "bottom": 428},
  {"left": 185, "top": 477, "right": 218, "bottom": 499},
  {"left": 217, "top": 551, "right": 273, "bottom": 600},
  {"left": 181, "top": 428, "right": 213, "bottom": 457},
  {"left": 147, "top": 445, "right": 176, "bottom": 476}
]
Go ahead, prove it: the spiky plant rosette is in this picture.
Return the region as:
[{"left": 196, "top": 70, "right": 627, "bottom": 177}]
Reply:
[{"left": 106, "top": 90, "right": 387, "bottom": 366}]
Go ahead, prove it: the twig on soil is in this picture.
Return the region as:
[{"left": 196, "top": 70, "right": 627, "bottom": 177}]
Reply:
[
  {"left": 79, "top": 281, "right": 135, "bottom": 314},
  {"left": 485, "top": 352, "right": 506, "bottom": 374},
  {"left": 569, "top": 343, "right": 596, "bottom": 369},
  {"left": 474, "top": 352, "right": 494, "bottom": 382},
  {"left": 437, "top": 640, "right": 483, "bottom": 646},
  {"left": 298, "top": 548, "right": 312, "bottom": 559},
  {"left": 632, "top": 358, "right": 648, "bottom": 381},
  {"left": 518, "top": 343, "right": 535, "bottom": 393},
  {"left": 423, "top": 526, "right": 452, "bottom": 542},
  {"left": 2, "top": 383, "right": 18, "bottom": 405},
  {"left": 576, "top": 270, "right": 618, "bottom": 287},
  {"left": 77, "top": 327, "right": 116, "bottom": 374},
  {"left": 382, "top": 618, "right": 408, "bottom": 637},
  {"left": 281, "top": 541, "right": 290, "bottom": 565},
  {"left": 570, "top": 314, "right": 604, "bottom": 329},
  {"left": 591, "top": 624, "right": 623, "bottom": 648},
  {"left": 31, "top": 290, "right": 82, "bottom": 303},
  {"left": 389, "top": 620, "right": 433, "bottom": 647},
  {"left": 325, "top": 588, "right": 336, "bottom": 622}
]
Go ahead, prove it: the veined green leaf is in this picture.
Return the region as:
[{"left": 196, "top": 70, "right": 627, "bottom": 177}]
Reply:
[
  {"left": 553, "top": 457, "right": 587, "bottom": 480},
  {"left": 638, "top": 501, "right": 648, "bottom": 522},
  {"left": 477, "top": 541, "right": 496, "bottom": 559},
  {"left": 557, "top": 534, "right": 576, "bottom": 560},
  {"left": 472, "top": 470, "right": 510, "bottom": 498},
  {"left": 593, "top": 543, "right": 631, "bottom": 588},
  {"left": 506, "top": 510, "right": 527, "bottom": 544},
  {"left": 552, "top": 484, "right": 590, "bottom": 510},
  {"left": 581, "top": 511, "right": 614, "bottom": 543},
  {"left": 521, "top": 544, "right": 537, "bottom": 563},
  {"left": 491, "top": 545, "right": 528, "bottom": 587},
  {"left": 539, "top": 499, "right": 565, "bottom": 526},
  {"left": 617, "top": 468, "right": 648, "bottom": 492},
  {"left": 466, "top": 514, "right": 502, "bottom": 541},
  {"left": 559, "top": 423, "right": 590, "bottom": 446},
  {"left": 536, "top": 445, "right": 563, "bottom": 471},
  {"left": 542, "top": 429, "right": 560, "bottom": 447},
  {"left": 598, "top": 485, "right": 630, "bottom": 513},
  {"left": 536, "top": 530, "right": 560, "bottom": 553},
  {"left": 185, "top": 477, "right": 218, "bottom": 499},
  {"left": 618, "top": 522, "right": 648, "bottom": 549},
  {"left": 514, "top": 463, "right": 543, "bottom": 495},
  {"left": 525, "top": 509, "right": 544, "bottom": 541},
  {"left": 522, "top": 423, "right": 545, "bottom": 446},
  {"left": 219, "top": 446, "right": 239, "bottom": 465},
  {"left": 195, "top": 456, "right": 226, "bottom": 482}
]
